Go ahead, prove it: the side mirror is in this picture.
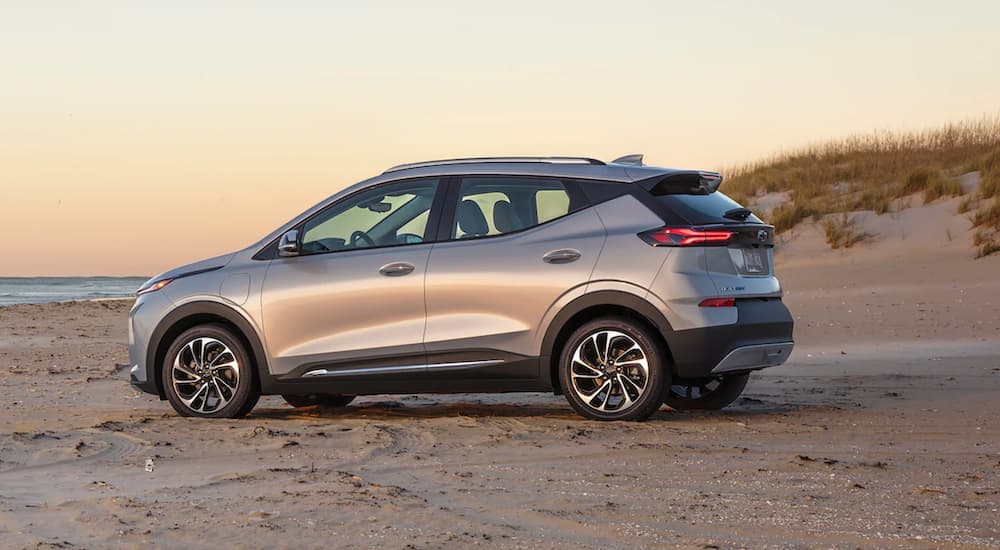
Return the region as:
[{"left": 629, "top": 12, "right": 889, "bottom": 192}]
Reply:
[{"left": 278, "top": 229, "right": 300, "bottom": 257}]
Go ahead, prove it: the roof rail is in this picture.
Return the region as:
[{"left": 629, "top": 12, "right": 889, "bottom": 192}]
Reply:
[{"left": 384, "top": 156, "right": 606, "bottom": 173}]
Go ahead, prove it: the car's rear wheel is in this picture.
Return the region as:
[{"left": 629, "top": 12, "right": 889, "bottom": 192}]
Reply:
[
  {"left": 664, "top": 373, "right": 750, "bottom": 411},
  {"left": 282, "top": 394, "right": 355, "bottom": 408},
  {"left": 559, "top": 317, "right": 667, "bottom": 421},
  {"left": 162, "top": 324, "right": 259, "bottom": 418}
]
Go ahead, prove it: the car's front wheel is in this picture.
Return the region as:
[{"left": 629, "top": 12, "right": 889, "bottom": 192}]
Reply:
[
  {"left": 559, "top": 317, "right": 667, "bottom": 421},
  {"left": 162, "top": 324, "right": 259, "bottom": 418},
  {"left": 664, "top": 373, "right": 750, "bottom": 411},
  {"left": 282, "top": 394, "right": 355, "bottom": 408}
]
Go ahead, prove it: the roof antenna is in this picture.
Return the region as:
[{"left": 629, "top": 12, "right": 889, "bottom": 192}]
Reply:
[{"left": 611, "top": 154, "right": 644, "bottom": 166}]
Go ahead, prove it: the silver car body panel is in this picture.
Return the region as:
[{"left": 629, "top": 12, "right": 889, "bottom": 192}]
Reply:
[
  {"left": 424, "top": 207, "right": 606, "bottom": 362},
  {"left": 128, "top": 158, "right": 794, "bottom": 397},
  {"left": 260, "top": 243, "right": 433, "bottom": 377}
]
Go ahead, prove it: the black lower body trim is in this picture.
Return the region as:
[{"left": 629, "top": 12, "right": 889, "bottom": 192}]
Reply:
[
  {"left": 666, "top": 298, "right": 794, "bottom": 379},
  {"left": 270, "top": 350, "right": 543, "bottom": 396}
]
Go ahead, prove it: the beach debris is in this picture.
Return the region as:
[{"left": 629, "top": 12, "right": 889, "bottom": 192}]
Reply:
[
  {"left": 93, "top": 420, "right": 129, "bottom": 432},
  {"left": 145, "top": 458, "right": 155, "bottom": 472},
  {"left": 797, "top": 454, "right": 839, "bottom": 465}
]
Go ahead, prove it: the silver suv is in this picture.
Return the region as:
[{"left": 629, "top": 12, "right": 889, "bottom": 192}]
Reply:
[{"left": 129, "top": 155, "right": 793, "bottom": 421}]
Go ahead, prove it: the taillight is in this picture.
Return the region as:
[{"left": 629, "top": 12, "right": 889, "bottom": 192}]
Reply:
[
  {"left": 638, "top": 227, "right": 734, "bottom": 246},
  {"left": 699, "top": 297, "right": 736, "bottom": 308}
]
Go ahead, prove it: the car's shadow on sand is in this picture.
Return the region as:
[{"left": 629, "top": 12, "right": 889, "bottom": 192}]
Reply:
[{"left": 247, "top": 396, "right": 825, "bottom": 422}]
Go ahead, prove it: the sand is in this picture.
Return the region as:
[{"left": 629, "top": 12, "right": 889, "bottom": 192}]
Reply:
[{"left": 1, "top": 195, "right": 999, "bottom": 548}]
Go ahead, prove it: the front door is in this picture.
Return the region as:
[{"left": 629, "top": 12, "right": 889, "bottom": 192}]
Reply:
[{"left": 260, "top": 177, "right": 441, "bottom": 378}]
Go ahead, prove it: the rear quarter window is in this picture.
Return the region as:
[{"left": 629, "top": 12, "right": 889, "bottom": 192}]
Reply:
[{"left": 655, "top": 192, "right": 762, "bottom": 225}]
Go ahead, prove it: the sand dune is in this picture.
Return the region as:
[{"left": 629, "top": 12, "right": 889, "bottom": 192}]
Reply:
[{"left": 0, "top": 199, "right": 998, "bottom": 547}]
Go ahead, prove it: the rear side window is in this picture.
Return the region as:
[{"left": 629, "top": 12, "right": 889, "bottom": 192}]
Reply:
[
  {"left": 654, "top": 192, "right": 762, "bottom": 225},
  {"left": 452, "top": 177, "right": 580, "bottom": 239},
  {"left": 535, "top": 189, "right": 570, "bottom": 223}
]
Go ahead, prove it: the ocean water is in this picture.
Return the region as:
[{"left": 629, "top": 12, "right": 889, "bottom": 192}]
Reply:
[{"left": 0, "top": 277, "right": 149, "bottom": 306}]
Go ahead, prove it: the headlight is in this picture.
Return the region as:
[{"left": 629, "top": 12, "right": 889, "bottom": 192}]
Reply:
[{"left": 136, "top": 279, "right": 172, "bottom": 296}]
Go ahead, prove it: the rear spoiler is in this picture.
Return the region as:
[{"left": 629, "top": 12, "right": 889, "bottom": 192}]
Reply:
[{"left": 638, "top": 170, "right": 723, "bottom": 196}]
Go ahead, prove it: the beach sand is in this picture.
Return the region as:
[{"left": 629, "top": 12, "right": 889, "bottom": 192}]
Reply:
[{"left": 1, "top": 194, "right": 998, "bottom": 548}]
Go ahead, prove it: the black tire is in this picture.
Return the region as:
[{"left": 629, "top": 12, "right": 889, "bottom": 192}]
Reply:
[
  {"left": 664, "top": 373, "right": 750, "bottom": 411},
  {"left": 282, "top": 394, "right": 355, "bottom": 408},
  {"left": 162, "top": 324, "right": 259, "bottom": 418},
  {"left": 559, "top": 317, "right": 668, "bottom": 421}
]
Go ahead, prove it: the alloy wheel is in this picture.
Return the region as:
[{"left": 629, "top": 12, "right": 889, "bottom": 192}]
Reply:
[
  {"left": 171, "top": 337, "right": 240, "bottom": 414},
  {"left": 569, "top": 330, "right": 649, "bottom": 413}
]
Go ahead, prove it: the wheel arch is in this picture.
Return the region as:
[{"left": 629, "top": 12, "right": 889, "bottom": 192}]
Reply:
[
  {"left": 146, "top": 301, "right": 269, "bottom": 399},
  {"left": 540, "top": 290, "right": 676, "bottom": 395}
]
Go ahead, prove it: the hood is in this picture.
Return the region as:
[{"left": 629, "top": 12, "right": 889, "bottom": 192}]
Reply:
[{"left": 141, "top": 252, "right": 236, "bottom": 289}]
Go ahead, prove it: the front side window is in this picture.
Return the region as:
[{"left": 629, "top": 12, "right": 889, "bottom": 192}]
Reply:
[
  {"left": 301, "top": 178, "right": 438, "bottom": 254},
  {"left": 453, "top": 177, "right": 574, "bottom": 239}
]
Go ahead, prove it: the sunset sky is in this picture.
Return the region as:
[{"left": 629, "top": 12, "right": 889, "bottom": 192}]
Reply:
[{"left": 2, "top": 1, "right": 998, "bottom": 276}]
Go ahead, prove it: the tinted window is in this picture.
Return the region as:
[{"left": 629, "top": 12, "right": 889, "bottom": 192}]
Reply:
[
  {"left": 453, "top": 177, "right": 574, "bottom": 239},
  {"left": 301, "top": 179, "right": 438, "bottom": 254},
  {"left": 655, "top": 192, "right": 762, "bottom": 225}
]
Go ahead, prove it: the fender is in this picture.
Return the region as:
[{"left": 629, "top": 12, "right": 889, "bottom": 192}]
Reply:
[
  {"left": 538, "top": 289, "right": 677, "bottom": 389},
  {"left": 146, "top": 300, "right": 272, "bottom": 399}
]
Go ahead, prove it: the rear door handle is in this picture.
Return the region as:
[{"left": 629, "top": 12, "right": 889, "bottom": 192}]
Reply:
[
  {"left": 542, "top": 249, "right": 581, "bottom": 264},
  {"left": 378, "top": 262, "right": 415, "bottom": 276}
]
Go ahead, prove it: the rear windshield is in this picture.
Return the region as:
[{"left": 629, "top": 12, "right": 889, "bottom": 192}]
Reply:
[{"left": 654, "top": 192, "right": 762, "bottom": 225}]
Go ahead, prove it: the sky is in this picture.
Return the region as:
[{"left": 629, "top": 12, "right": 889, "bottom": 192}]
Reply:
[{"left": 1, "top": 0, "right": 998, "bottom": 276}]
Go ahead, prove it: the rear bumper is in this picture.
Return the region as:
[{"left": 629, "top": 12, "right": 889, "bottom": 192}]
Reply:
[
  {"left": 711, "top": 341, "right": 793, "bottom": 373},
  {"left": 666, "top": 298, "right": 794, "bottom": 379}
]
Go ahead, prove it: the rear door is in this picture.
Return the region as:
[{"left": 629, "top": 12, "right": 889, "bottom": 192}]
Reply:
[{"left": 422, "top": 176, "right": 605, "bottom": 379}]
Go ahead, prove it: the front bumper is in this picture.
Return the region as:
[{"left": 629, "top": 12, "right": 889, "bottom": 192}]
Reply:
[
  {"left": 127, "top": 291, "right": 172, "bottom": 396},
  {"left": 130, "top": 364, "right": 158, "bottom": 394},
  {"left": 666, "top": 298, "right": 794, "bottom": 380}
]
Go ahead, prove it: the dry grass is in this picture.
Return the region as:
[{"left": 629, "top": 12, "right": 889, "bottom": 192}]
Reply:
[
  {"left": 822, "top": 213, "right": 868, "bottom": 249},
  {"left": 971, "top": 197, "right": 1000, "bottom": 258},
  {"left": 724, "top": 117, "right": 1000, "bottom": 235},
  {"left": 957, "top": 195, "right": 977, "bottom": 214},
  {"left": 923, "top": 177, "right": 964, "bottom": 204},
  {"left": 900, "top": 168, "right": 964, "bottom": 204},
  {"left": 980, "top": 150, "right": 1000, "bottom": 200}
]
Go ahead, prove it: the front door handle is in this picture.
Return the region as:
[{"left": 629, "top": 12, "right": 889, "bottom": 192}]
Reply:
[
  {"left": 378, "top": 262, "right": 415, "bottom": 276},
  {"left": 542, "top": 249, "right": 581, "bottom": 264}
]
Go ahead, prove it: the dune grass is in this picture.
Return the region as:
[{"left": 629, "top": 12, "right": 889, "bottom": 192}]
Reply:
[
  {"left": 724, "top": 117, "right": 1000, "bottom": 237},
  {"left": 821, "top": 213, "right": 868, "bottom": 249},
  {"left": 969, "top": 148, "right": 1000, "bottom": 256},
  {"left": 972, "top": 197, "right": 1000, "bottom": 258}
]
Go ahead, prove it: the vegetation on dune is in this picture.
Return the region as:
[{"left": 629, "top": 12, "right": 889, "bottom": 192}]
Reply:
[
  {"left": 972, "top": 198, "right": 1000, "bottom": 258},
  {"left": 724, "top": 117, "right": 999, "bottom": 223},
  {"left": 821, "top": 213, "right": 868, "bottom": 249},
  {"left": 969, "top": 149, "right": 1000, "bottom": 257},
  {"left": 722, "top": 116, "right": 1000, "bottom": 256}
]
